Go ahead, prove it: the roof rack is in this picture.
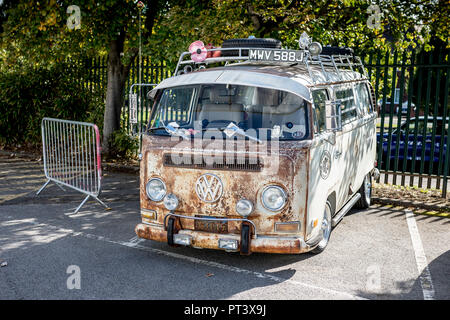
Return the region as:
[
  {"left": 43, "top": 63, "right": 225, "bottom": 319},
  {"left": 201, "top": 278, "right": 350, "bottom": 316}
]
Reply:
[{"left": 174, "top": 46, "right": 368, "bottom": 85}]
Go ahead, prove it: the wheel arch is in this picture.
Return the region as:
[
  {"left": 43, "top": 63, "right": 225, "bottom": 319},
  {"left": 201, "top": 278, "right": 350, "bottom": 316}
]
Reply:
[{"left": 327, "top": 191, "right": 337, "bottom": 217}]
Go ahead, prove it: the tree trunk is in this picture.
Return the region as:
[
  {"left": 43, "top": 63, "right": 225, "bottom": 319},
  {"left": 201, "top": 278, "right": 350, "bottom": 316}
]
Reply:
[
  {"left": 102, "top": 38, "right": 127, "bottom": 155},
  {"left": 101, "top": 1, "right": 160, "bottom": 156}
]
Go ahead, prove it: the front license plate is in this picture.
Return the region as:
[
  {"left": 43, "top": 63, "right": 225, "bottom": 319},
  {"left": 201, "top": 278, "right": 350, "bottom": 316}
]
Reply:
[
  {"left": 248, "top": 48, "right": 304, "bottom": 63},
  {"left": 194, "top": 216, "right": 228, "bottom": 234}
]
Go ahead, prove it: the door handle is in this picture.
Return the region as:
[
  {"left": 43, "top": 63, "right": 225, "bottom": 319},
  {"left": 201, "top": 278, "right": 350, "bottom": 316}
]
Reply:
[{"left": 335, "top": 150, "right": 342, "bottom": 159}]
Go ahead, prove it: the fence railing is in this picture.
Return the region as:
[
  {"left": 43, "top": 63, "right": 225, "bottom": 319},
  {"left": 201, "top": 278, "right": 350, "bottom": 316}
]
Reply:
[
  {"left": 37, "top": 118, "right": 109, "bottom": 213},
  {"left": 68, "top": 56, "right": 170, "bottom": 136},
  {"left": 123, "top": 60, "right": 170, "bottom": 135},
  {"left": 128, "top": 83, "right": 158, "bottom": 137},
  {"left": 362, "top": 48, "right": 449, "bottom": 197}
]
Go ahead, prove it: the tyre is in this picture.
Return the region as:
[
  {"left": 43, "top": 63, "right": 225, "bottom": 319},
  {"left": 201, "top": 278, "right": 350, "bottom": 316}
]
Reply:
[
  {"left": 221, "top": 38, "right": 282, "bottom": 57},
  {"left": 312, "top": 200, "right": 332, "bottom": 254},
  {"left": 356, "top": 173, "right": 372, "bottom": 209}
]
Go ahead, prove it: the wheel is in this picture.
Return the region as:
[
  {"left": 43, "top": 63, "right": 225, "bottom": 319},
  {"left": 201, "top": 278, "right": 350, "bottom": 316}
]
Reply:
[
  {"left": 356, "top": 173, "right": 372, "bottom": 209},
  {"left": 221, "top": 38, "right": 282, "bottom": 56},
  {"left": 312, "top": 201, "right": 332, "bottom": 254}
]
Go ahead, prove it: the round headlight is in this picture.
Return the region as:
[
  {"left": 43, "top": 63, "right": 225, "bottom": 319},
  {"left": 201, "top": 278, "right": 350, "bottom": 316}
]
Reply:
[
  {"left": 146, "top": 178, "right": 166, "bottom": 201},
  {"left": 261, "top": 186, "right": 287, "bottom": 211},
  {"left": 236, "top": 199, "right": 253, "bottom": 217},
  {"left": 164, "top": 193, "right": 179, "bottom": 211}
]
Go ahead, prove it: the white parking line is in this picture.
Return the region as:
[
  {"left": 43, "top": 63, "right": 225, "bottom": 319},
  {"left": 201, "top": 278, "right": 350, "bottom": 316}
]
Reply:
[
  {"left": 405, "top": 210, "right": 435, "bottom": 300},
  {"left": 84, "top": 233, "right": 366, "bottom": 299},
  {"left": 1, "top": 214, "right": 366, "bottom": 300},
  {"left": 98, "top": 234, "right": 366, "bottom": 300}
]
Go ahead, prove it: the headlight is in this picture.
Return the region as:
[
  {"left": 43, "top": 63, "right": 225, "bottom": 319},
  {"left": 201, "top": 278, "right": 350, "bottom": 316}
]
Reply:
[
  {"left": 164, "top": 193, "right": 179, "bottom": 211},
  {"left": 146, "top": 178, "right": 166, "bottom": 201},
  {"left": 261, "top": 186, "right": 287, "bottom": 211},
  {"left": 236, "top": 199, "right": 253, "bottom": 217}
]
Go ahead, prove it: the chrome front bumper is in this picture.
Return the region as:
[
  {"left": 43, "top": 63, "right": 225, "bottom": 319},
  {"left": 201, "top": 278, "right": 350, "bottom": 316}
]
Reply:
[{"left": 135, "top": 212, "right": 311, "bottom": 254}]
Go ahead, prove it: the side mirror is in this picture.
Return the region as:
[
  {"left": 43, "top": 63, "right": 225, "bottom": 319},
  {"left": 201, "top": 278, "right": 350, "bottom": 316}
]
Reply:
[{"left": 325, "top": 100, "right": 342, "bottom": 132}]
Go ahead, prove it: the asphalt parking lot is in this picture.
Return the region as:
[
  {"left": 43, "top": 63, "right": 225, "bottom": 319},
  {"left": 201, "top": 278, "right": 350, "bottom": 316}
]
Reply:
[{"left": 0, "top": 154, "right": 449, "bottom": 300}]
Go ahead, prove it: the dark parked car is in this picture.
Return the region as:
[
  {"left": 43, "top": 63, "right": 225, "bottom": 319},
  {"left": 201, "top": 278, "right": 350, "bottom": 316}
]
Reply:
[
  {"left": 377, "top": 99, "right": 416, "bottom": 117},
  {"left": 377, "top": 116, "right": 449, "bottom": 174}
]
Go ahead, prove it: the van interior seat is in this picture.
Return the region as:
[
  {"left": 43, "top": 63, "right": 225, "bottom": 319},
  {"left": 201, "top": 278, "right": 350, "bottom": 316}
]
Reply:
[
  {"left": 262, "top": 104, "right": 306, "bottom": 130},
  {"left": 198, "top": 89, "right": 244, "bottom": 125},
  {"left": 249, "top": 87, "right": 306, "bottom": 131}
]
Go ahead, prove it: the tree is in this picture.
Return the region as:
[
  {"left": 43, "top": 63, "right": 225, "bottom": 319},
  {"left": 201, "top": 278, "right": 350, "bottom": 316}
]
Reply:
[
  {"left": 148, "top": 0, "right": 449, "bottom": 63},
  {"left": 0, "top": 0, "right": 165, "bottom": 154},
  {"left": 1, "top": 0, "right": 447, "bottom": 154}
]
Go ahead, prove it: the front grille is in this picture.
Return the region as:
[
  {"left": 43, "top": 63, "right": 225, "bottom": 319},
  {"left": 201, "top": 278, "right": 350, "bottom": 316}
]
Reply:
[{"left": 163, "top": 153, "right": 263, "bottom": 172}]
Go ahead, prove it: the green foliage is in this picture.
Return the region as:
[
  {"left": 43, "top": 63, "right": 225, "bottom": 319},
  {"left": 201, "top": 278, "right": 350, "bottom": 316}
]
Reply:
[
  {"left": 0, "top": 0, "right": 447, "bottom": 159},
  {"left": 107, "top": 128, "right": 139, "bottom": 160},
  {"left": 1, "top": 0, "right": 143, "bottom": 67},
  {"left": 0, "top": 63, "right": 104, "bottom": 146},
  {"left": 148, "top": 0, "right": 449, "bottom": 65}
]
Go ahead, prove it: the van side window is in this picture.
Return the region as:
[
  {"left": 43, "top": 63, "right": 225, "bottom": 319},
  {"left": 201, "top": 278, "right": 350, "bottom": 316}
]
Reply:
[
  {"left": 336, "top": 88, "right": 357, "bottom": 124},
  {"left": 312, "top": 89, "right": 328, "bottom": 133},
  {"left": 355, "top": 83, "right": 372, "bottom": 115}
]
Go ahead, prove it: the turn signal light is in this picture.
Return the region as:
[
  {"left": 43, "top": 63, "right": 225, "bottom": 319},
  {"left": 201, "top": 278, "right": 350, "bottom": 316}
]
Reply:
[
  {"left": 275, "top": 221, "right": 300, "bottom": 233},
  {"left": 141, "top": 209, "right": 157, "bottom": 221},
  {"left": 173, "top": 234, "right": 192, "bottom": 246},
  {"left": 218, "top": 238, "right": 239, "bottom": 251}
]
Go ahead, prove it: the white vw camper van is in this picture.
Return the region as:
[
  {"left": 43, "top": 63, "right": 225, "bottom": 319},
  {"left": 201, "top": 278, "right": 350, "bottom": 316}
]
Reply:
[{"left": 135, "top": 36, "right": 379, "bottom": 254}]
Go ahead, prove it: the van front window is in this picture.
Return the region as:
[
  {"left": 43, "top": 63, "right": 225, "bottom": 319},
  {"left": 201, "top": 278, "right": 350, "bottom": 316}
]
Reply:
[{"left": 149, "top": 84, "right": 309, "bottom": 140}]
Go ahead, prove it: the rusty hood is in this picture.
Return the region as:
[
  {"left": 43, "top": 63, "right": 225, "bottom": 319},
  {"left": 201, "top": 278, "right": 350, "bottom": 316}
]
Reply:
[{"left": 140, "top": 134, "right": 311, "bottom": 235}]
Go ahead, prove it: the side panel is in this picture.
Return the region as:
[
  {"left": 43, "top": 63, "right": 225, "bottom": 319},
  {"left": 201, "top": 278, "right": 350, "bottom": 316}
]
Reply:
[
  {"left": 307, "top": 133, "right": 342, "bottom": 241},
  {"left": 354, "top": 82, "right": 377, "bottom": 190}
]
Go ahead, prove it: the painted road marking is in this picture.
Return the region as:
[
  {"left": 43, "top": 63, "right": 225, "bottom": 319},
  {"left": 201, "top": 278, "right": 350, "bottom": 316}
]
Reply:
[
  {"left": 112, "top": 235, "right": 366, "bottom": 300},
  {"left": 405, "top": 210, "right": 435, "bottom": 300},
  {"left": 1, "top": 214, "right": 365, "bottom": 300}
]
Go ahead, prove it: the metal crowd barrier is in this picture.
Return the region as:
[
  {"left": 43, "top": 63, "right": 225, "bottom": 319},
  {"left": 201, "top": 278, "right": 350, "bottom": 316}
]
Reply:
[{"left": 37, "top": 118, "right": 109, "bottom": 213}]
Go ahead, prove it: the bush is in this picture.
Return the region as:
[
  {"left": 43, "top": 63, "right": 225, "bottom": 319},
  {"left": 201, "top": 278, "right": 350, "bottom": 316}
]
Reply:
[
  {"left": 107, "top": 129, "right": 139, "bottom": 160},
  {"left": 0, "top": 62, "right": 104, "bottom": 147}
]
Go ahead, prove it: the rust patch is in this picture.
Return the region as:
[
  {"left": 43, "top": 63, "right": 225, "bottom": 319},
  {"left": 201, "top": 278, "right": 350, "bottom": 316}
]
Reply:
[{"left": 138, "top": 133, "right": 311, "bottom": 252}]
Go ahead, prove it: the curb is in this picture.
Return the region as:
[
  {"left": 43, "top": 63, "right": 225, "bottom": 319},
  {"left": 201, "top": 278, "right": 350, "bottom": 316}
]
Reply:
[
  {"left": 102, "top": 162, "right": 139, "bottom": 174},
  {"left": 372, "top": 197, "right": 450, "bottom": 214},
  {"left": 0, "top": 149, "right": 41, "bottom": 160},
  {"left": 2, "top": 149, "right": 448, "bottom": 213},
  {"left": 1, "top": 149, "right": 140, "bottom": 174}
]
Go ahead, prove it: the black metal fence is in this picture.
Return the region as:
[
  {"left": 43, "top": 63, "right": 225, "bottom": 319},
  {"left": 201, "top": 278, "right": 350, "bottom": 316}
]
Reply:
[
  {"left": 73, "top": 56, "right": 170, "bottom": 135},
  {"left": 362, "top": 49, "right": 449, "bottom": 197},
  {"left": 123, "top": 58, "right": 171, "bottom": 136}
]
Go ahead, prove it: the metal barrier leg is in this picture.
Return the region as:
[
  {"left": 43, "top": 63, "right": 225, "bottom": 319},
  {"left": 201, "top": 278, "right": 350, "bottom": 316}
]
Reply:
[
  {"left": 74, "top": 195, "right": 91, "bottom": 214},
  {"left": 55, "top": 182, "right": 66, "bottom": 192},
  {"left": 36, "top": 179, "right": 51, "bottom": 195},
  {"left": 74, "top": 195, "right": 110, "bottom": 214},
  {"left": 92, "top": 196, "right": 111, "bottom": 210}
]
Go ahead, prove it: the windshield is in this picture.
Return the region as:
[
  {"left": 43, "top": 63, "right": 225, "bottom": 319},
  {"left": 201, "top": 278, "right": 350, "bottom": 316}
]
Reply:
[{"left": 148, "top": 84, "right": 309, "bottom": 141}]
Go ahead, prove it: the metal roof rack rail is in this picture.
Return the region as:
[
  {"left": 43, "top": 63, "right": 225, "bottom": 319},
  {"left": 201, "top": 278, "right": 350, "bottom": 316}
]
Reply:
[
  {"left": 174, "top": 47, "right": 250, "bottom": 75},
  {"left": 174, "top": 44, "right": 368, "bottom": 85}
]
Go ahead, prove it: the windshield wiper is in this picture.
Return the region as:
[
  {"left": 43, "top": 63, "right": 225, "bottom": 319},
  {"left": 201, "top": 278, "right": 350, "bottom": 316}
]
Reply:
[
  {"left": 222, "top": 122, "right": 262, "bottom": 143},
  {"left": 149, "top": 121, "right": 190, "bottom": 140}
]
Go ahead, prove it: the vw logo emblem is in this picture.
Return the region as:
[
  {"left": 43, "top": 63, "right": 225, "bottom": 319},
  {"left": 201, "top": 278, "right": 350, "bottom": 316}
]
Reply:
[
  {"left": 319, "top": 150, "right": 331, "bottom": 180},
  {"left": 195, "top": 173, "right": 223, "bottom": 203}
]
